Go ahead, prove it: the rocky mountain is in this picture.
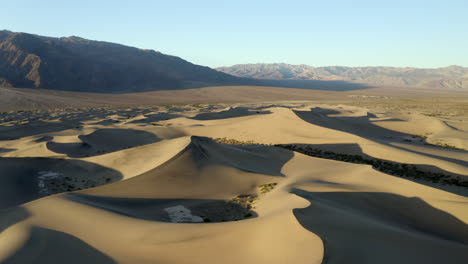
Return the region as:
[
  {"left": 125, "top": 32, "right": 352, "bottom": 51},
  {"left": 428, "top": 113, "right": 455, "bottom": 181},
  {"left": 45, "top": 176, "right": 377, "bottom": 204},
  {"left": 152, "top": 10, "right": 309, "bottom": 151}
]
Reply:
[
  {"left": 3, "top": 30, "right": 465, "bottom": 93},
  {"left": 0, "top": 30, "right": 247, "bottom": 92},
  {"left": 216, "top": 63, "right": 468, "bottom": 89}
]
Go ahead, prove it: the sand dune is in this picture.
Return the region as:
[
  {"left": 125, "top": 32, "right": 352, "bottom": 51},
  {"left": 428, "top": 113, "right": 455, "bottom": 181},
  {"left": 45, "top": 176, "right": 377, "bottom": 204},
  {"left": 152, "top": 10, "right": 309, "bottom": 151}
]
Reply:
[{"left": 0, "top": 101, "right": 467, "bottom": 263}]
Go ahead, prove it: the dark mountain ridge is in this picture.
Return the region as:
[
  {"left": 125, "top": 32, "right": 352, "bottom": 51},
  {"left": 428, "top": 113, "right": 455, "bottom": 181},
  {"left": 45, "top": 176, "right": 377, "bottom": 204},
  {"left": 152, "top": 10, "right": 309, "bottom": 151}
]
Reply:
[{"left": 2, "top": 30, "right": 466, "bottom": 93}]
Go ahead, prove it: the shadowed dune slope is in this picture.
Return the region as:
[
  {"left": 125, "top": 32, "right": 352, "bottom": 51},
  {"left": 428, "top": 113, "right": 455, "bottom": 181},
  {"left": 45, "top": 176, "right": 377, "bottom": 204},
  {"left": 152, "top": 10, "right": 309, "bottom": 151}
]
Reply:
[
  {"left": 293, "top": 190, "right": 468, "bottom": 264},
  {"left": 0, "top": 158, "right": 123, "bottom": 210},
  {"left": 46, "top": 129, "right": 161, "bottom": 158},
  {"left": 0, "top": 103, "right": 467, "bottom": 263},
  {"left": 0, "top": 226, "right": 116, "bottom": 264},
  {"left": 0, "top": 137, "right": 322, "bottom": 264}
]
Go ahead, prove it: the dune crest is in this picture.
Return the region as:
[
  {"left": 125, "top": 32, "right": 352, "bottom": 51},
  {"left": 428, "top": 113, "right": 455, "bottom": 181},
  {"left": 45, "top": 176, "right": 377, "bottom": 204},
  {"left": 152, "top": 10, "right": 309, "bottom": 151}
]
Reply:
[{"left": 0, "top": 102, "right": 467, "bottom": 263}]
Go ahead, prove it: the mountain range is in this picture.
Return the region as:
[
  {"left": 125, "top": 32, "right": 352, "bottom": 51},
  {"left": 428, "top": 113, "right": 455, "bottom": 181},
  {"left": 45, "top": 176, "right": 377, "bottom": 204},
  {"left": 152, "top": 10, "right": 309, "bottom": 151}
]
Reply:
[
  {"left": 216, "top": 63, "right": 468, "bottom": 90},
  {"left": 1, "top": 30, "right": 467, "bottom": 93},
  {"left": 0, "top": 30, "right": 248, "bottom": 92}
]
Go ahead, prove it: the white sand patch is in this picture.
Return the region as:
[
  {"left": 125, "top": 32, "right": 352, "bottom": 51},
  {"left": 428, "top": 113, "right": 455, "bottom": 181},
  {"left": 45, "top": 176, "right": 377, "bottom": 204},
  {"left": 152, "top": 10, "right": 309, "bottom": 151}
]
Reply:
[
  {"left": 37, "top": 171, "right": 62, "bottom": 194},
  {"left": 164, "top": 205, "right": 203, "bottom": 223}
]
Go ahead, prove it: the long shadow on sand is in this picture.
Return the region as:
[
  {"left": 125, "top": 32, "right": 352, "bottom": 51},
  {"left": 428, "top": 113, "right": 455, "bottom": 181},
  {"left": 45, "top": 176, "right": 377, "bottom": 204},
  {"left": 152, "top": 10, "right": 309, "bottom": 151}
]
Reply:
[
  {"left": 46, "top": 128, "right": 161, "bottom": 158},
  {"left": 0, "top": 148, "right": 15, "bottom": 154},
  {"left": 283, "top": 143, "right": 467, "bottom": 196},
  {"left": 190, "top": 136, "right": 294, "bottom": 177},
  {"left": 293, "top": 108, "right": 468, "bottom": 167},
  {"left": 1, "top": 226, "right": 116, "bottom": 264},
  {"left": 0, "top": 157, "right": 123, "bottom": 210},
  {"left": 127, "top": 113, "right": 184, "bottom": 124},
  {"left": 0, "top": 120, "right": 83, "bottom": 141},
  {"left": 292, "top": 189, "right": 468, "bottom": 264},
  {"left": 0, "top": 206, "right": 30, "bottom": 233},
  {"left": 189, "top": 107, "right": 271, "bottom": 120}
]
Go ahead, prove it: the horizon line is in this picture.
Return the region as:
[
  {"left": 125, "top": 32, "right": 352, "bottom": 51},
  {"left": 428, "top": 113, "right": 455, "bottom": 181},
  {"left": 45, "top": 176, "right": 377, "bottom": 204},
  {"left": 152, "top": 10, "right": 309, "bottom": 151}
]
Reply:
[{"left": 3, "top": 29, "right": 467, "bottom": 70}]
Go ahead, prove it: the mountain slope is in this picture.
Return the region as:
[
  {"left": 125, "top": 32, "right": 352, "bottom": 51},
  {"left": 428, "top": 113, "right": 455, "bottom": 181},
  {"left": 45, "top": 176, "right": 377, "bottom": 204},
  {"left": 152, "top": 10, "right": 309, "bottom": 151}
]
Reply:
[
  {"left": 216, "top": 63, "right": 468, "bottom": 90},
  {"left": 2, "top": 30, "right": 467, "bottom": 93},
  {"left": 0, "top": 30, "right": 245, "bottom": 92}
]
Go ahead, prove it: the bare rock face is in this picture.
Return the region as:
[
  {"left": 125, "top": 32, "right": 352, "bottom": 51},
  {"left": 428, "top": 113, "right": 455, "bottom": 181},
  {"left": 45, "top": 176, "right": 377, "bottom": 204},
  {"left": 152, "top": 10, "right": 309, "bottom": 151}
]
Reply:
[
  {"left": 2, "top": 30, "right": 466, "bottom": 92},
  {"left": 0, "top": 78, "right": 13, "bottom": 88},
  {"left": 0, "top": 30, "right": 244, "bottom": 92}
]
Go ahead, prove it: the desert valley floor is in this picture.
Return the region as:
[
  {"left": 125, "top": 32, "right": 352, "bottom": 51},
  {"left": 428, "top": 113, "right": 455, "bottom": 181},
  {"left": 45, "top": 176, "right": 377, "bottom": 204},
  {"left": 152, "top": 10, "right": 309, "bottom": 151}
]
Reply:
[{"left": 0, "top": 92, "right": 467, "bottom": 263}]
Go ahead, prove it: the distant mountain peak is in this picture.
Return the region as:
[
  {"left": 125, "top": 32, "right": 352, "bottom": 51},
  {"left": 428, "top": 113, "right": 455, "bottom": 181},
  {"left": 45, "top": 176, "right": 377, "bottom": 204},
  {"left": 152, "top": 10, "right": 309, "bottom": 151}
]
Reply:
[
  {"left": 216, "top": 63, "right": 468, "bottom": 90},
  {"left": 60, "top": 36, "right": 90, "bottom": 43},
  {"left": 0, "top": 30, "right": 244, "bottom": 92}
]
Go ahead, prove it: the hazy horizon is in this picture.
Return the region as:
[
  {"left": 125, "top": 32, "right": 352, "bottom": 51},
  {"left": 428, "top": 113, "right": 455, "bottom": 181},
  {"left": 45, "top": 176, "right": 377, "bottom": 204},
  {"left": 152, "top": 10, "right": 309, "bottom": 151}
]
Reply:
[
  {"left": 2, "top": 29, "right": 466, "bottom": 71},
  {"left": 215, "top": 62, "right": 467, "bottom": 69},
  {"left": 2, "top": 0, "right": 467, "bottom": 68}
]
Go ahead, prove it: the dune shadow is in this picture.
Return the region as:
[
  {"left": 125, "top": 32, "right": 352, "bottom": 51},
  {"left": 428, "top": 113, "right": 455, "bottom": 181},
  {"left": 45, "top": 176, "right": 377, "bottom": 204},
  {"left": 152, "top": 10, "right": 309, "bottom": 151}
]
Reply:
[
  {"left": 1, "top": 226, "right": 116, "bottom": 264},
  {"left": 46, "top": 142, "right": 93, "bottom": 158},
  {"left": 0, "top": 120, "right": 82, "bottom": 141},
  {"left": 246, "top": 104, "right": 301, "bottom": 111},
  {"left": 189, "top": 107, "right": 271, "bottom": 120},
  {"left": 443, "top": 121, "right": 462, "bottom": 131},
  {"left": 34, "top": 135, "right": 53, "bottom": 142},
  {"left": 0, "top": 206, "right": 31, "bottom": 233},
  {"left": 47, "top": 128, "right": 161, "bottom": 157},
  {"left": 65, "top": 193, "right": 257, "bottom": 223},
  {"left": 0, "top": 157, "right": 123, "bottom": 210},
  {"left": 375, "top": 118, "right": 407, "bottom": 122},
  {"left": 293, "top": 107, "right": 468, "bottom": 167},
  {"left": 0, "top": 148, "right": 15, "bottom": 154},
  {"left": 127, "top": 113, "right": 184, "bottom": 124},
  {"left": 88, "top": 119, "right": 123, "bottom": 126},
  {"left": 292, "top": 189, "right": 468, "bottom": 264},
  {"left": 281, "top": 143, "right": 468, "bottom": 196},
  {"left": 193, "top": 136, "right": 294, "bottom": 177}
]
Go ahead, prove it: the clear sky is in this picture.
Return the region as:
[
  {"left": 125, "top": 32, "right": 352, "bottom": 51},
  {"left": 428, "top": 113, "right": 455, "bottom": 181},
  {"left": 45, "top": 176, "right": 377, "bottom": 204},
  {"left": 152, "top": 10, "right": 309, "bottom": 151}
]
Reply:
[{"left": 2, "top": 0, "right": 467, "bottom": 68}]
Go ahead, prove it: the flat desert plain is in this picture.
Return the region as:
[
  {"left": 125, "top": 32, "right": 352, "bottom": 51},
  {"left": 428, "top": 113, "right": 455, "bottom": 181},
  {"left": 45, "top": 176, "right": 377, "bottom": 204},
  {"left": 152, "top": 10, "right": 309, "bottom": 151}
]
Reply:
[{"left": 0, "top": 86, "right": 467, "bottom": 263}]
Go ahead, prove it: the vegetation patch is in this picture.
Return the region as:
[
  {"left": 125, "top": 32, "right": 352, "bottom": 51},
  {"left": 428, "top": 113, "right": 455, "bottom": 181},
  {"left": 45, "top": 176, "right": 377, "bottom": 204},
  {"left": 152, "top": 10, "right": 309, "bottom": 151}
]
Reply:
[
  {"left": 205, "top": 183, "right": 279, "bottom": 221},
  {"left": 189, "top": 198, "right": 255, "bottom": 222},
  {"left": 214, "top": 137, "right": 260, "bottom": 145},
  {"left": 36, "top": 171, "right": 116, "bottom": 196},
  {"left": 429, "top": 140, "right": 466, "bottom": 151},
  {"left": 259, "top": 183, "right": 278, "bottom": 194},
  {"left": 277, "top": 144, "right": 468, "bottom": 188},
  {"left": 412, "top": 134, "right": 429, "bottom": 140},
  {"left": 230, "top": 194, "right": 259, "bottom": 210},
  {"left": 212, "top": 137, "right": 467, "bottom": 188},
  {"left": 229, "top": 183, "right": 278, "bottom": 210},
  {"left": 412, "top": 133, "right": 465, "bottom": 150}
]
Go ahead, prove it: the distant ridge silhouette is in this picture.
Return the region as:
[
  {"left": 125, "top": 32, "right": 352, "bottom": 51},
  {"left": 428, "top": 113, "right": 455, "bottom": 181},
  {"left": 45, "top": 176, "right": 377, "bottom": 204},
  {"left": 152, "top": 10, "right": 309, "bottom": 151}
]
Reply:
[
  {"left": 216, "top": 63, "right": 468, "bottom": 90},
  {"left": 1, "top": 30, "right": 466, "bottom": 92},
  {"left": 0, "top": 30, "right": 248, "bottom": 92}
]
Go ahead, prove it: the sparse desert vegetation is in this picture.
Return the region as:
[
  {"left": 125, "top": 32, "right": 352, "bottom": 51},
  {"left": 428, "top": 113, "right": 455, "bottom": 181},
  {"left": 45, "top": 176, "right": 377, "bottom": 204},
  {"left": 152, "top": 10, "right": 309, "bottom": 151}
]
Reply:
[
  {"left": 1, "top": 2, "right": 468, "bottom": 262},
  {"left": 214, "top": 137, "right": 467, "bottom": 188},
  {"left": 429, "top": 140, "right": 466, "bottom": 150},
  {"left": 1, "top": 101, "right": 467, "bottom": 264},
  {"left": 277, "top": 144, "right": 468, "bottom": 188}
]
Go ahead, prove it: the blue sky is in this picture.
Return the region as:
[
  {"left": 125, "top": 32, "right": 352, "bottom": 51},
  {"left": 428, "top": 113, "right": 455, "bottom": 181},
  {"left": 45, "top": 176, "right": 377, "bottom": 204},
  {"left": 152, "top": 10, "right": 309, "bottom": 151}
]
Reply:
[{"left": 2, "top": 0, "right": 467, "bottom": 68}]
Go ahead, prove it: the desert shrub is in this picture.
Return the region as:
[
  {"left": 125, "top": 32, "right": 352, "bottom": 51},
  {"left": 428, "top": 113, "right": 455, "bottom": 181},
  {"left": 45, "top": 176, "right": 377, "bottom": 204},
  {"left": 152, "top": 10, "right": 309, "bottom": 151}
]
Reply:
[{"left": 212, "top": 137, "right": 467, "bottom": 188}]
